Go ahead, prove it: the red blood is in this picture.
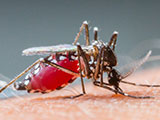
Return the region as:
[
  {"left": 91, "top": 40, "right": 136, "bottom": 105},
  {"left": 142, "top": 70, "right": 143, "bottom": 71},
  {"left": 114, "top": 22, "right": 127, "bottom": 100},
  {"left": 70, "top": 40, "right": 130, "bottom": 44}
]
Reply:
[{"left": 30, "top": 55, "right": 79, "bottom": 91}]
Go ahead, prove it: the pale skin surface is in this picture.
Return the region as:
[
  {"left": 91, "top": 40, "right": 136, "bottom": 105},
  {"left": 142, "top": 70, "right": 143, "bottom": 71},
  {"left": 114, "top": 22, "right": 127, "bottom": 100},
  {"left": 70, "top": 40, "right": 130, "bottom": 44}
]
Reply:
[{"left": 0, "top": 68, "right": 160, "bottom": 120}]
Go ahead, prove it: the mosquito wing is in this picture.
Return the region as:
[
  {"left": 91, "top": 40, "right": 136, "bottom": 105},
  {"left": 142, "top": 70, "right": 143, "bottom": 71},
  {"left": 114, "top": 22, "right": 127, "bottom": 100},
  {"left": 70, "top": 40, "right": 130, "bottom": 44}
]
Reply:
[
  {"left": 22, "top": 44, "right": 93, "bottom": 56},
  {"left": 22, "top": 44, "right": 77, "bottom": 56}
]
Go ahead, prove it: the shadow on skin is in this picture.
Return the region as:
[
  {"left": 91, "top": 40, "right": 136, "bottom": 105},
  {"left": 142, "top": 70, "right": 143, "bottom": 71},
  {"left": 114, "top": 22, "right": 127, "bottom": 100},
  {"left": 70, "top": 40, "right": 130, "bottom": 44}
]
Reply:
[{"left": 30, "top": 90, "right": 156, "bottom": 102}]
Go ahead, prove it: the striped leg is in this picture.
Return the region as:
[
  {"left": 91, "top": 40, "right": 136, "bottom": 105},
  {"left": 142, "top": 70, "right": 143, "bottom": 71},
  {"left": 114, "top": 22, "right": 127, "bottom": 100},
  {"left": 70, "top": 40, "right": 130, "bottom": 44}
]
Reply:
[
  {"left": 93, "top": 27, "right": 98, "bottom": 41},
  {"left": 108, "top": 31, "right": 118, "bottom": 51},
  {"left": 73, "top": 21, "right": 90, "bottom": 46},
  {"left": 93, "top": 81, "right": 154, "bottom": 99}
]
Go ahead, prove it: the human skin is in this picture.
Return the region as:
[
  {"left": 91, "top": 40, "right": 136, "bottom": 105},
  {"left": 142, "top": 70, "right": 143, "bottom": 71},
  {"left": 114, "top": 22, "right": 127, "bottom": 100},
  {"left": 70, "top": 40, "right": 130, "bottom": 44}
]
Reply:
[{"left": 0, "top": 68, "right": 160, "bottom": 120}]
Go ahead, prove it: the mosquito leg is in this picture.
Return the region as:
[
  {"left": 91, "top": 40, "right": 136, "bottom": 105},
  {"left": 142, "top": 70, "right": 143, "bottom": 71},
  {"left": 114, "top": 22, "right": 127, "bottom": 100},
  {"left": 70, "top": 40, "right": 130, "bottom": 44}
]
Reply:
[
  {"left": 66, "top": 44, "right": 94, "bottom": 98},
  {"left": 93, "top": 27, "right": 98, "bottom": 41},
  {"left": 45, "top": 48, "right": 95, "bottom": 98},
  {"left": 121, "top": 80, "right": 160, "bottom": 87},
  {"left": 76, "top": 45, "right": 93, "bottom": 94},
  {"left": 73, "top": 22, "right": 85, "bottom": 45},
  {"left": 77, "top": 45, "right": 86, "bottom": 94},
  {"left": 77, "top": 45, "right": 92, "bottom": 78},
  {"left": 94, "top": 46, "right": 105, "bottom": 81},
  {"left": 43, "top": 59, "right": 80, "bottom": 77},
  {"left": 63, "top": 45, "right": 92, "bottom": 99},
  {"left": 100, "top": 47, "right": 105, "bottom": 86},
  {"left": 93, "top": 81, "right": 154, "bottom": 99},
  {"left": 93, "top": 81, "right": 111, "bottom": 86},
  {"left": 116, "top": 88, "right": 153, "bottom": 99},
  {"left": 1, "top": 57, "right": 80, "bottom": 93},
  {"left": 0, "top": 59, "right": 42, "bottom": 93},
  {"left": 84, "top": 21, "right": 90, "bottom": 46},
  {"left": 108, "top": 31, "right": 118, "bottom": 51},
  {"left": 44, "top": 45, "right": 91, "bottom": 97},
  {"left": 93, "top": 81, "right": 118, "bottom": 93},
  {"left": 44, "top": 57, "right": 85, "bottom": 99},
  {"left": 73, "top": 21, "right": 90, "bottom": 46}
]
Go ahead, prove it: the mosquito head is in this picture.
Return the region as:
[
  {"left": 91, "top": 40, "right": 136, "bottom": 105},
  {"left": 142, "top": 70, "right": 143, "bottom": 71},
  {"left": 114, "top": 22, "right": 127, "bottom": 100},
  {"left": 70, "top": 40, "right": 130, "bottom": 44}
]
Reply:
[
  {"left": 103, "top": 46, "right": 117, "bottom": 67},
  {"left": 108, "top": 68, "right": 121, "bottom": 87}
]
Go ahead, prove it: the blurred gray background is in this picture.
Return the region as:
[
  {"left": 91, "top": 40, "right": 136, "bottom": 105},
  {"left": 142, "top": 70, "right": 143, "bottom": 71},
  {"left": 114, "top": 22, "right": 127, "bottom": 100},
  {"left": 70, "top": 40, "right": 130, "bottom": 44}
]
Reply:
[{"left": 0, "top": 0, "right": 160, "bottom": 79}]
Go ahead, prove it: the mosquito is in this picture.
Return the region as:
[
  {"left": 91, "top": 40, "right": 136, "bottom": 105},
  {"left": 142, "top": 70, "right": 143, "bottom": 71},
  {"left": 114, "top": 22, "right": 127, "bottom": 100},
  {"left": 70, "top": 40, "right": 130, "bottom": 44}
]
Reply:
[{"left": 0, "top": 21, "right": 159, "bottom": 99}]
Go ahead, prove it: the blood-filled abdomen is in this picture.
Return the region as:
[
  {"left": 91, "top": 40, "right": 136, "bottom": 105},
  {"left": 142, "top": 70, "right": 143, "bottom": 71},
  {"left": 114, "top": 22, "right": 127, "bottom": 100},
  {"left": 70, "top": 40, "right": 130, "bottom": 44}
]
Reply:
[{"left": 14, "top": 53, "right": 79, "bottom": 93}]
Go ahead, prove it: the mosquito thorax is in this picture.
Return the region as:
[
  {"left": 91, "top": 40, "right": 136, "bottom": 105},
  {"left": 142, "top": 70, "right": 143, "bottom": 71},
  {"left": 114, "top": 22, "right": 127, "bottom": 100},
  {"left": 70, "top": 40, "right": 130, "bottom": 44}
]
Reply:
[
  {"left": 103, "top": 46, "right": 117, "bottom": 67},
  {"left": 90, "top": 40, "right": 117, "bottom": 67}
]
